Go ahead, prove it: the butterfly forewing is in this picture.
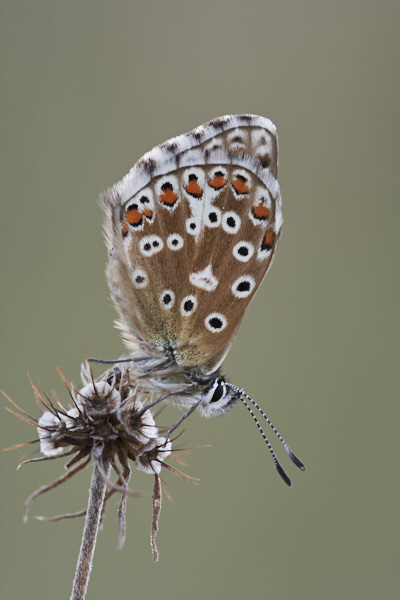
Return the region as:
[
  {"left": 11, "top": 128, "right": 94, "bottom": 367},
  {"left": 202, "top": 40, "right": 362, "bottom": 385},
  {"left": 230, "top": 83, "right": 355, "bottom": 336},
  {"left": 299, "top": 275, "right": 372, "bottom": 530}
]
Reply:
[{"left": 102, "top": 115, "right": 282, "bottom": 375}]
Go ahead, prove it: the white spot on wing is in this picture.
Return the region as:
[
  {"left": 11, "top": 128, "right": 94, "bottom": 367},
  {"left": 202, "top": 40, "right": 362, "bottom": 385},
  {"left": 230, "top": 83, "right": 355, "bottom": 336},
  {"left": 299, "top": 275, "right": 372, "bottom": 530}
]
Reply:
[
  {"left": 257, "top": 245, "right": 273, "bottom": 261},
  {"left": 231, "top": 275, "right": 256, "bottom": 298},
  {"left": 251, "top": 128, "right": 273, "bottom": 161},
  {"left": 160, "top": 290, "right": 175, "bottom": 310},
  {"left": 205, "top": 312, "right": 228, "bottom": 332},
  {"left": 132, "top": 269, "right": 148, "bottom": 289},
  {"left": 232, "top": 241, "right": 254, "bottom": 262},
  {"left": 181, "top": 295, "right": 197, "bottom": 316},
  {"left": 140, "top": 234, "right": 164, "bottom": 257},
  {"left": 226, "top": 128, "right": 249, "bottom": 151},
  {"left": 189, "top": 265, "right": 218, "bottom": 291},
  {"left": 222, "top": 211, "right": 241, "bottom": 234},
  {"left": 167, "top": 233, "right": 184, "bottom": 250},
  {"left": 125, "top": 186, "right": 155, "bottom": 211}
]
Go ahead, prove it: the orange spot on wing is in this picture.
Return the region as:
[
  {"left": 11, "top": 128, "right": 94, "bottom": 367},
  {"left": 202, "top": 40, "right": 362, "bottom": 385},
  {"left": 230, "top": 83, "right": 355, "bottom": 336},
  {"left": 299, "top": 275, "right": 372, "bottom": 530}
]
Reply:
[
  {"left": 160, "top": 185, "right": 178, "bottom": 205},
  {"left": 143, "top": 208, "right": 153, "bottom": 219},
  {"left": 209, "top": 175, "right": 227, "bottom": 190},
  {"left": 262, "top": 230, "right": 275, "bottom": 250},
  {"left": 126, "top": 207, "right": 143, "bottom": 225},
  {"left": 185, "top": 180, "right": 203, "bottom": 198},
  {"left": 252, "top": 204, "right": 270, "bottom": 220},
  {"left": 232, "top": 177, "right": 249, "bottom": 194}
]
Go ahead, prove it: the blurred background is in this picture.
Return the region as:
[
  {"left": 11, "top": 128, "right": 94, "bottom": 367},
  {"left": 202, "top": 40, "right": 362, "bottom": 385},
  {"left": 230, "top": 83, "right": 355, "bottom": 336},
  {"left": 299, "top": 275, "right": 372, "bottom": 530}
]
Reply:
[{"left": 1, "top": 1, "right": 399, "bottom": 599}]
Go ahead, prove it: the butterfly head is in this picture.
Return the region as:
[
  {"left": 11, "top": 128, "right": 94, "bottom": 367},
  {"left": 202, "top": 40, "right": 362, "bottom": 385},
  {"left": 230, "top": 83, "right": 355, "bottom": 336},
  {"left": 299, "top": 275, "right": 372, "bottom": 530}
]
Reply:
[{"left": 198, "top": 375, "right": 239, "bottom": 417}]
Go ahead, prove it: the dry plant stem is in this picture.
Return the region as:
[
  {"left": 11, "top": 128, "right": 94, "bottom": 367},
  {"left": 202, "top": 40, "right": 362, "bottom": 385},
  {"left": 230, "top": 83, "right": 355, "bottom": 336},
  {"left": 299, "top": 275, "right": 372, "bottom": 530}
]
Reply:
[
  {"left": 70, "top": 449, "right": 111, "bottom": 600},
  {"left": 151, "top": 475, "right": 162, "bottom": 562}
]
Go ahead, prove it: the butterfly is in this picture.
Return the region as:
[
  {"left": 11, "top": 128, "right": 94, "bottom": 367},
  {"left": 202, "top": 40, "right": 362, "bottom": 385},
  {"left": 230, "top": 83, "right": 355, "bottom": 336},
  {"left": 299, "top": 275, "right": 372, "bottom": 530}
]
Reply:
[{"left": 99, "top": 114, "right": 305, "bottom": 485}]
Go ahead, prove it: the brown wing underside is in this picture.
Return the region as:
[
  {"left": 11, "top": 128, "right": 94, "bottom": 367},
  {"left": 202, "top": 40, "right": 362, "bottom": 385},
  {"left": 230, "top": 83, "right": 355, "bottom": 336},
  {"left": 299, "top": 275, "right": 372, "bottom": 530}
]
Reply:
[{"left": 104, "top": 159, "right": 281, "bottom": 375}]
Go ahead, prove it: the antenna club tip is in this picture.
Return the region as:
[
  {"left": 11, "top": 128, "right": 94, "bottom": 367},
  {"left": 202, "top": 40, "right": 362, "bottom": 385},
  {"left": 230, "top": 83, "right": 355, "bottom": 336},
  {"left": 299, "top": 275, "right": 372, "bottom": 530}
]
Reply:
[{"left": 276, "top": 463, "right": 292, "bottom": 487}]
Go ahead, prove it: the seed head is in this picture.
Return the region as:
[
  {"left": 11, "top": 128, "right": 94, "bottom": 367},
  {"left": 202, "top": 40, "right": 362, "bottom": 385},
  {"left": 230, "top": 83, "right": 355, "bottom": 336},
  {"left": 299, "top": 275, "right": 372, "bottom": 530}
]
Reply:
[{"left": 4, "top": 362, "right": 197, "bottom": 561}]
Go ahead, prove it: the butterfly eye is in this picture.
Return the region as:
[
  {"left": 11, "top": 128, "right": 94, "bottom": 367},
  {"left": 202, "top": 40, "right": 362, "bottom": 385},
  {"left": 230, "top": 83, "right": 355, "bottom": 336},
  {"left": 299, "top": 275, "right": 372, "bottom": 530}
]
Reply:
[
  {"left": 200, "top": 377, "right": 238, "bottom": 417},
  {"left": 209, "top": 379, "right": 226, "bottom": 403},
  {"left": 202, "top": 377, "right": 226, "bottom": 404}
]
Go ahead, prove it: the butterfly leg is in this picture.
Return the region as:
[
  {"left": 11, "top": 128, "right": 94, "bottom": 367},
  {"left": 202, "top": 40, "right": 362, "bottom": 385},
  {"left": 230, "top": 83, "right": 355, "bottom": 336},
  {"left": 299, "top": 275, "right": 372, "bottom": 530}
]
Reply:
[{"left": 164, "top": 400, "right": 201, "bottom": 443}]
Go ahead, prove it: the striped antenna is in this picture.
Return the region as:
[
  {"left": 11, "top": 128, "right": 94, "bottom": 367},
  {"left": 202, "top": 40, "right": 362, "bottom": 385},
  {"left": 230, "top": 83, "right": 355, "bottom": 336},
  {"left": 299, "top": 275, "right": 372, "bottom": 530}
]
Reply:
[{"left": 227, "top": 383, "right": 305, "bottom": 486}]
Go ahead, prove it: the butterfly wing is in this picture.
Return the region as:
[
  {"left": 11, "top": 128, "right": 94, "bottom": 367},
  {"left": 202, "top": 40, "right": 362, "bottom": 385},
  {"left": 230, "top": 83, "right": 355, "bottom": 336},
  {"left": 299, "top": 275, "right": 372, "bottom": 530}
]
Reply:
[{"left": 101, "top": 115, "right": 282, "bottom": 376}]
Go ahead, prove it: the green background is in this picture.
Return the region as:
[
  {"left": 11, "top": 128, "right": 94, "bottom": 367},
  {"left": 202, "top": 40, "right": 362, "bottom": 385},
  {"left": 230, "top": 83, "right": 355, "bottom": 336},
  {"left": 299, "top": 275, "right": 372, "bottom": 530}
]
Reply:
[{"left": 1, "top": 1, "right": 399, "bottom": 599}]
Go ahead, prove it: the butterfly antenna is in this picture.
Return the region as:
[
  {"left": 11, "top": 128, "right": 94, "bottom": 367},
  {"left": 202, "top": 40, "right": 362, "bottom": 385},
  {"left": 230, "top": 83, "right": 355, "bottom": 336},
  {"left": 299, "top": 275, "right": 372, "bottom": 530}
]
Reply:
[
  {"left": 227, "top": 383, "right": 305, "bottom": 478},
  {"left": 240, "top": 396, "right": 292, "bottom": 486}
]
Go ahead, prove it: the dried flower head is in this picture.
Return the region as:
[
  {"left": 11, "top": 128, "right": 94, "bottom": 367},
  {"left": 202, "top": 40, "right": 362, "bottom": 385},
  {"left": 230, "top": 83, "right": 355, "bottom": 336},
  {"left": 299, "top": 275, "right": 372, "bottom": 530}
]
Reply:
[{"left": 4, "top": 361, "right": 197, "bottom": 566}]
